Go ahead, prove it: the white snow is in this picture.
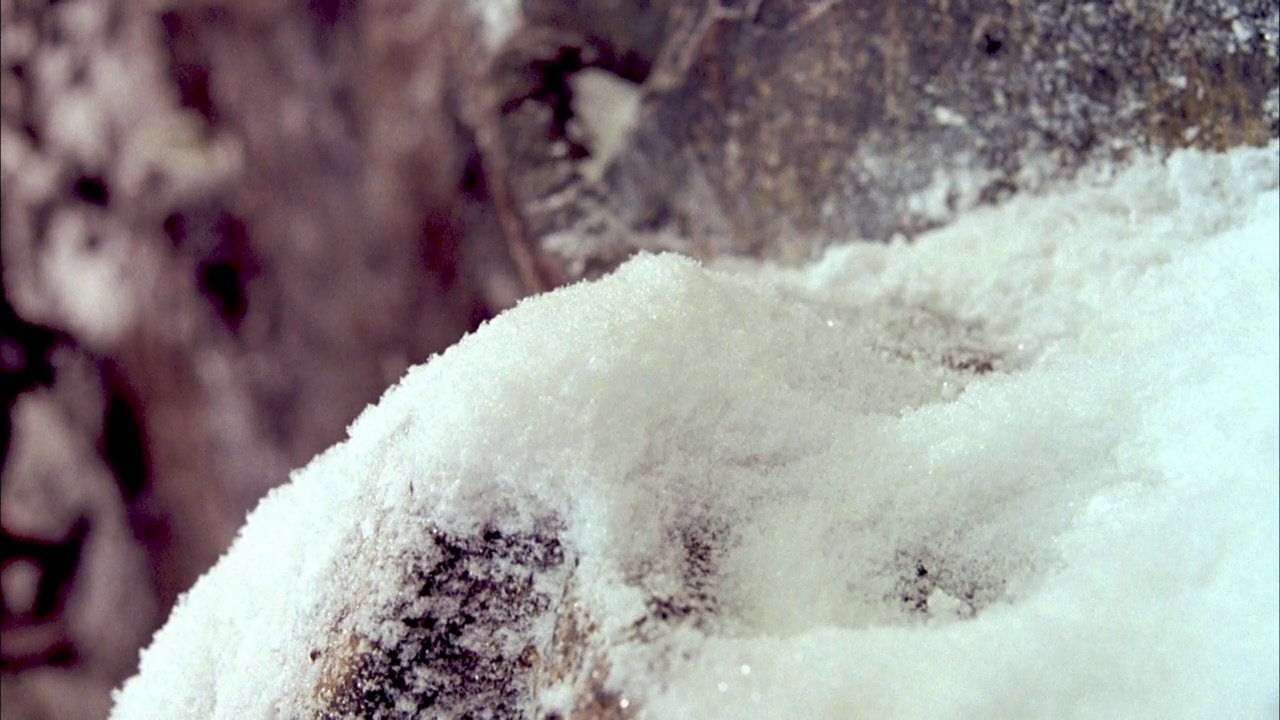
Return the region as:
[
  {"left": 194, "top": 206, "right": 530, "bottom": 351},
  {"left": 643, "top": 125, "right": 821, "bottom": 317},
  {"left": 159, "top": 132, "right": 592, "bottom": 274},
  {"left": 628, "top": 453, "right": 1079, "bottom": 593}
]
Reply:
[
  {"left": 570, "top": 69, "right": 644, "bottom": 183},
  {"left": 470, "top": 0, "right": 522, "bottom": 50},
  {"left": 110, "top": 142, "right": 1280, "bottom": 719},
  {"left": 38, "top": 210, "right": 143, "bottom": 347}
]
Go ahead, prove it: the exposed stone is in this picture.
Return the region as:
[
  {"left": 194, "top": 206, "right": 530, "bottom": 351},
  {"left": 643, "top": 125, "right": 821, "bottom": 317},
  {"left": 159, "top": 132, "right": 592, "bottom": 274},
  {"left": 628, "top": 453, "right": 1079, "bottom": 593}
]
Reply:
[{"left": 487, "top": 0, "right": 1279, "bottom": 275}]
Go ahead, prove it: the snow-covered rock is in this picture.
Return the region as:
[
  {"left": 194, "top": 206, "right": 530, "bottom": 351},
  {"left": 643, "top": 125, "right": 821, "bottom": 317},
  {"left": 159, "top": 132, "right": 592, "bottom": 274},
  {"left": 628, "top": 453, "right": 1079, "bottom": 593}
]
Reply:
[{"left": 110, "top": 143, "right": 1279, "bottom": 719}]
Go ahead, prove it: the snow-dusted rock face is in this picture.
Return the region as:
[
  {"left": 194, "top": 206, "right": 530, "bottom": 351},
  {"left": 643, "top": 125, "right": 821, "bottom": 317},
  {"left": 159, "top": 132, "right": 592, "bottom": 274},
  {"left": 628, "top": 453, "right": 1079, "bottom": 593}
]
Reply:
[
  {"left": 492, "top": 0, "right": 1280, "bottom": 276},
  {"left": 110, "top": 144, "right": 1279, "bottom": 719}
]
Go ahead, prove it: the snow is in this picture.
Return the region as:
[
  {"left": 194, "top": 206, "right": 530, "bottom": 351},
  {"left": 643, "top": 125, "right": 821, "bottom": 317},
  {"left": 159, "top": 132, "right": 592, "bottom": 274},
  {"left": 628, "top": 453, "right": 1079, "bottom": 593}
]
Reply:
[
  {"left": 40, "top": 209, "right": 143, "bottom": 347},
  {"left": 110, "top": 142, "right": 1279, "bottom": 719},
  {"left": 570, "top": 69, "right": 644, "bottom": 183},
  {"left": 471, "top": 0, "right": 522, "bottom": 50}
]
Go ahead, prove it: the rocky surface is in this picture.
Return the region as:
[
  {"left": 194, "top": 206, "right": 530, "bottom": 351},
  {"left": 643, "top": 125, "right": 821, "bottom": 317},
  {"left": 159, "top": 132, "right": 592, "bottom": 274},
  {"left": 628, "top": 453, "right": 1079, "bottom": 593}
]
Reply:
[{"left": 490, "top": 0, "right": 1279, "bottom": 274}]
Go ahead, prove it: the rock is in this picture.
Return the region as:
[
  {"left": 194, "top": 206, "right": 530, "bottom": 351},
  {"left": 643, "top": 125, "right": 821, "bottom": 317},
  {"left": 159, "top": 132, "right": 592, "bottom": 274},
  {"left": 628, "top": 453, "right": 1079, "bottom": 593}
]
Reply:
[{"left": 484, "top": 0, "right": 1279, "bottom": 274}]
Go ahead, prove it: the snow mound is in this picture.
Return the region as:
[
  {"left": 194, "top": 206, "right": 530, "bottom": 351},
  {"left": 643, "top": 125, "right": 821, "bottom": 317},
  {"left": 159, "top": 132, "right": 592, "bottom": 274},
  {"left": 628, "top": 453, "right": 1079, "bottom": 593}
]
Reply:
[{"left": 111, "top": 143, "right": 1279, "bottom": 719}]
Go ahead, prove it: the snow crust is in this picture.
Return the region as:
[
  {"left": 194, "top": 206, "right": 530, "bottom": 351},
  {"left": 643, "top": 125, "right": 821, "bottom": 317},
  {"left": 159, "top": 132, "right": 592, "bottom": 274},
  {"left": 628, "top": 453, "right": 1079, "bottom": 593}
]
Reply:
[{"left": 110, "top": 143, "right": 1279, "bottom": 719}]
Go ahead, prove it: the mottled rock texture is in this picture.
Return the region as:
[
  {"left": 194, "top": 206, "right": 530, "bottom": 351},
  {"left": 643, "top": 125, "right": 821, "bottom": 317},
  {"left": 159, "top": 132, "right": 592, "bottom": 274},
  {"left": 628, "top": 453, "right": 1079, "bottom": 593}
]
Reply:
[
  {"left": 493, "top": 0, "right": 1278, "bottom": 273},
  {"left": 2, "top": 1, "right": 515, "bottom": 717}
]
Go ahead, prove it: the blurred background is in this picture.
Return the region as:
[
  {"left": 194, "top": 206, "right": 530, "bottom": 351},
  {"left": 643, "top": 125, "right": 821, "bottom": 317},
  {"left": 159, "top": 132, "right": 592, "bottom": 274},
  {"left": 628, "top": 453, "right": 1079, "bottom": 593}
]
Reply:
[{"left": 1, "top": 0, "right": 1275, "bottom": 718}]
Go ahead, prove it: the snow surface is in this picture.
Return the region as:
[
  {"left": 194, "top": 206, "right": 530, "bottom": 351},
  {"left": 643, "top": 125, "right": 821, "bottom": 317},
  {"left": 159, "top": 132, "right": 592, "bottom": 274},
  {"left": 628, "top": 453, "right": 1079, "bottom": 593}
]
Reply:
[{"left": 110, "top": 143, "right": 1279, "bottom": 719}]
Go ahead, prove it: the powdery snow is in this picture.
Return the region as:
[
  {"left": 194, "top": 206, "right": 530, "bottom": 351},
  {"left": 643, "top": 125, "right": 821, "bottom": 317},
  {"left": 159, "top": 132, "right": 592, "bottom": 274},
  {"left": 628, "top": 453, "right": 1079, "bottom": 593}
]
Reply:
[{"left": 110, "top": 142, "right": 1279, "bottom": 719}]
